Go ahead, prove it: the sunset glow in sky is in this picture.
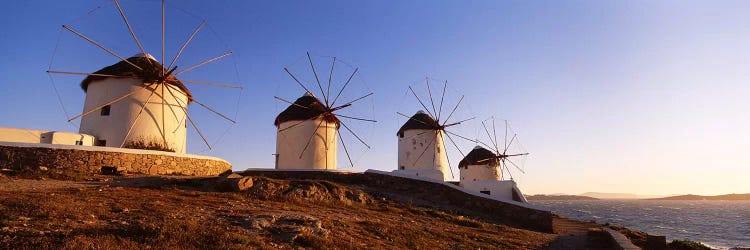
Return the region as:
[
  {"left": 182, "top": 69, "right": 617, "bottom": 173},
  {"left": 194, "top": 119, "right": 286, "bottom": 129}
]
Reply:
[{"left": 1, "top": 1, "right": 748, "bottom": 196}]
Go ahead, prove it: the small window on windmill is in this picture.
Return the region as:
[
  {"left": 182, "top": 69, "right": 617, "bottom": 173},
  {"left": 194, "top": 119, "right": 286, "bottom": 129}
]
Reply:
[
  {"left": 75, "top": 141, "right": 83, "bottom": 146},
  {"left": 101, "top": 105, "right": 111, "bottom": 116},
  {"left": 399, "top": 165, "right": 405, "bottom": 170}
]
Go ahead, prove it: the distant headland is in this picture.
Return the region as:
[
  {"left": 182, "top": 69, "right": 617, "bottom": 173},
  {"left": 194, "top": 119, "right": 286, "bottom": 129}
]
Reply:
[
  {"left": 526, "top": 194, "right": 599, "bottom": 201},
  {"left": 649, "top": 193, "right": 750, "bottom": 201},
  {"left": 529, "top": 192, "right": 750, "bottom": 200}
]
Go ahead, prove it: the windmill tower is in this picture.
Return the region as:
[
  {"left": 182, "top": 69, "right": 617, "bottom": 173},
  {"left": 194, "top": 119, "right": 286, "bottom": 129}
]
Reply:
[
  {"left": 274, "top": 53, "right": 375, "bottom": 170},
  {"left": 459, "top": 146, "right": 501, "bottom": 181},
  {"left": 47, "top": 0, "right": 240, "bottom": 153},
  {"left": 396, "top": 110, "right": 449, "bottom": 180},
  {"left": 78, "top": 54, "right": 190, "bottom": 152},
  {"left": 275, "top": 92, "right": 339, "bottom": 169},
  {"left": 395, "top": 78, "right": 475, "bottom": 181},
  {"left": 458, "top": 118, "right": 529, "bottom": 202}
]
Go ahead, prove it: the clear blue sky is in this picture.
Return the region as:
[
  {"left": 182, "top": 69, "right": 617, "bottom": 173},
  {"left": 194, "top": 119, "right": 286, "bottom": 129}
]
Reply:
[{"left": 1, "top": 0, "right": 749, "bottom": 195}]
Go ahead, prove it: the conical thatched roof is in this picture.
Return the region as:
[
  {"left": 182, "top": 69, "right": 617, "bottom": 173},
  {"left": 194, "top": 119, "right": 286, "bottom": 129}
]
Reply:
[
  {"left": 274, "top": 92, "right": 340, "bottom": 127},
  {"left": 80, "top": 54, "right": 193, "bottom": 102},
  {"left": 397, "top": 110, "right": 439, "bottom": 136},
  {"left": 458, "top": 146, "right": 498, "bottom": 169}
]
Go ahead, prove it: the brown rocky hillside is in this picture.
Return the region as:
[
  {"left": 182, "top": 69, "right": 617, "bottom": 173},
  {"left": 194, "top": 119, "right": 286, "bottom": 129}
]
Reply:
[{"left": 0, "top": 170, "right": 669, "bottom": 249}]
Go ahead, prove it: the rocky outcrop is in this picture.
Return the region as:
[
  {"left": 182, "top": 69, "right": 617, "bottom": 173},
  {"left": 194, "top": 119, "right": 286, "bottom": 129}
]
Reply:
[
  {"left": 237, "top": 170, "right": 554, "bottom": 233},
  {"left": 215, "top": 174, "right": 254, "bottom": 192}
]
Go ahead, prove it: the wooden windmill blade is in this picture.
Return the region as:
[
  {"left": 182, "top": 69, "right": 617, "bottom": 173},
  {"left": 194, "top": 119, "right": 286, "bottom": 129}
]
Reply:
[
  {"left": 410, "top": 130, "right": 440, "bottom": 167},
  {"left": 481, "top": 118, "right": 502, "bottom": 155},
  {"left": 442, "top": 95, "right": 465, "bottom": 125},
  {"left": 113, "top": 0, "right": 148, "bottom": 59},
  {"left": 306, "top": 52, "right": 330, "bottom": 106},
  {"left": 504, "top": 119, "right": 509, "bottom": 152},
  {"left": 120, "top": 84, "right": 160, "bottom": 147},
  {"left": 443, "top": 117, "right": 476, "bottom": 128},
  {"left": 339, "top": 121, "right": 371, "bottom": 149},
  {"left": 337, "top": 132, "right": 354, "bottom": 168},
  {"left": 505, "top": 158, "right": 526, "bottom": 174},
  {"left": 396, "top": 112, "right": 432, "bottom": 126},
  {"left": 504, "top": 134, "right": 518, "bottom": 155},
  {"left": 165, "top": 85, "right": 212, "bottom": 149},
  {"left": 47, "top": 70, "right": 141, "bottom": 79},
  {"left": 408, "top": 86, "right": 438, "bottom": 120},
  {"left": 166, "top": 20, "right": 205, "bottom": 71},
  {"left": 330, "top": 67, "right": 358, "bottom": 106},
  {"left": 425, "top": 78, "right": 439, "bottom": 120},
  {"left": 174, "top": 51, "right": 234, "bottom": 76},
  {"left": 60, "top": 24, "right": 143, "bottom": 71},
  {"left": 66, "top": 83, "right": 153, "bottom": 122},
  {"left": 180, "top": 79, "right": 243, "bottom": 89},
  {"left": 337, "top": 114, "right": 377, "bottom": 123},
  {"left": 486, "top": 117, "right": 530, "bottom": 178},
  {"left": 437, "top": 80, "right": 448, "bottom": 122},
  {"left": 326, "top": 57, "right": 336, "bottom": 106},
  {"left": 501, "top": 158, "right": 515, "bottom": 180},
  {"left": 441, "top": 136, "right": 456, "bottom": 178},
  {"left": 299, "top": 118, "right": 327, "bottom": 159}
]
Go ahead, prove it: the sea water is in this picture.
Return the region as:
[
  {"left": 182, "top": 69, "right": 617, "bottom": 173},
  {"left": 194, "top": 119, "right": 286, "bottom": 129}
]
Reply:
[{"left": 530, "top": 200, "right": 750, "bottom": 249}]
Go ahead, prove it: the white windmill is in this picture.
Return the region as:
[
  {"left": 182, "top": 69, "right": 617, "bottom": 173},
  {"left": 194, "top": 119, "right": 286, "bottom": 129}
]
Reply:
[
  {"left": 458, "top": 118, "right": 529, "bottom": 202},
  {"left": 395, "top": 78, "right": 476, "bottom": 181},
  {"left": 46, "top": 0, "right": 241, "bottom": 153},
  {"left": 274, "top": 53, "right": 375, "bottom": 170}
]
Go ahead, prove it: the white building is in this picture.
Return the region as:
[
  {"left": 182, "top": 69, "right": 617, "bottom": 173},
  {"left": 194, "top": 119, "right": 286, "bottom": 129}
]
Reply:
[
  {"left": 274, "top": 92, "right": 338, "bottom": 170},
  {"left": 394, "top": 110, "right": 449, "bottom": 181},
  {"left": 78, "top": 54, "right": 190, "bottom": 153},
  {"left": 0, "top": 127, "right": 95, "bottom": 146},
  {"left": 458, "top": 146, "right": 527, "bottom": 202}
]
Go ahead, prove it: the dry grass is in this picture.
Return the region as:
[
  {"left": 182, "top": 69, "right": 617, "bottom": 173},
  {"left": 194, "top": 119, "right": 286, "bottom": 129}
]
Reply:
[
  {"left": 122, "top": 140, "right": 175, "bottom": 152},
  {"left": 0, "top": 177, "right": 555, "bottom": 249}
]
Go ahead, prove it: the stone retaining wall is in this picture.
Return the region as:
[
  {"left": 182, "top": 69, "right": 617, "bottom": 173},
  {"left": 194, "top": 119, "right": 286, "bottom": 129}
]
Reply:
[{"left": 0, "top": 143, "right": 231, "bottom": 176}]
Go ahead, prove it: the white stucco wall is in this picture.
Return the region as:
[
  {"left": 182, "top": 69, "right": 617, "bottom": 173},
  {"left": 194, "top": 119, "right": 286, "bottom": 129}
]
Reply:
[
  {"left": 459, "top": 180, "right": 527, "bottom": 202},
  {"left": 391, "top": 169, "right": 445, "bottom": 181},
  {"left": 460, "top": 163, "right": 502, "bottom": 182},
  {"left": 0, "top": 127, "right": 94, "bottom": 146},
  {"left": 370, "top": 170, "right": 535, "bottom": 207},
  {"left": 79, "top": 79, "right": 188, "bottom": 153},
  {"left": 0, "top": 127, "right": 47, "bottom": 144},
  {"left": 397, "top": 129, "right": 449, "bottom": 181},
  {"left": 45, "top": 131, "right": 96, "bottom": 146},
  {"left": 276, "top": 118, "right": 338, "bottom": 170}
]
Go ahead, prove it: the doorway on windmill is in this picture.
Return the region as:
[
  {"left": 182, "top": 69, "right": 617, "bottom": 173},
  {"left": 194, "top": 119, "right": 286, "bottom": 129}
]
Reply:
[
  {"left": 95, "top": 140, "right": 106, "bottom": 146},
  {"left": 480, "top": 190, "right": 491, "bottom": 195}
]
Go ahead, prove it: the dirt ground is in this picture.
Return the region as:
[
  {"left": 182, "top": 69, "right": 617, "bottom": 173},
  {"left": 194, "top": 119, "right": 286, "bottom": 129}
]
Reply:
[{"left": 0, "top": 176, "right": 567, "bottom": 250}]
